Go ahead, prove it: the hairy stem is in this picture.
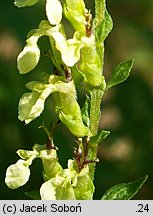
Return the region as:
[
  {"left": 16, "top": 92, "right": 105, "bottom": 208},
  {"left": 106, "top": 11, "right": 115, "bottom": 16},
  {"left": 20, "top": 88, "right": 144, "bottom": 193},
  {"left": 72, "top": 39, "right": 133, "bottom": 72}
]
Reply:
[
  {"left": 88, "top": 88, "right": 104, "bottom": 180},
  {"left": 88, "top": 0, "right": 106, "bottom": 180}
]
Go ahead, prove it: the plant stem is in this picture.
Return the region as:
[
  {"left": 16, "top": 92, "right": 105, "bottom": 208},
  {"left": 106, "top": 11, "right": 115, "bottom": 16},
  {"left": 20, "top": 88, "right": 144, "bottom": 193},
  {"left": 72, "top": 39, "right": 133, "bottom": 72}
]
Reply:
[
  {"left": 95, "top": 0, "right": 106, "bottom": 27},
  {"left": 88, "top": 0, "right": 106, "bottom": 181},
  {"left": 89, "top": 89, "right": 103, "bottom": 136},
  {"left": 88, "top": 88, "right": 104, "bottom": 181}
]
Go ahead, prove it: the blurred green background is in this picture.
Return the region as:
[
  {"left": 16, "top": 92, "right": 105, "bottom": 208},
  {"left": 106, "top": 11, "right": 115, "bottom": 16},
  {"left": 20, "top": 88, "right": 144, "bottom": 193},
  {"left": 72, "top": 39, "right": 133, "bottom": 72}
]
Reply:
[{"left": 0, "top": 0, "right": 153, "bottom": 199}]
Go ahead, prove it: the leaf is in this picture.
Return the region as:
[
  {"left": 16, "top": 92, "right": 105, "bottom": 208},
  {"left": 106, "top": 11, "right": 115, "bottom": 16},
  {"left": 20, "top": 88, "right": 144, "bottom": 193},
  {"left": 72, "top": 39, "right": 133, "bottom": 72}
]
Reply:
[
  {"left": 14, "top": 0, "right": 39, "bottom": 8},
  {"left": 46, "top": 0, "right": 62, "bottom": 25},
  {"left": 101, "top": 175, "right": 148, "bottom": 200},
  {"left": 107, "top": 60, "right": 134, "bottom": 89},
  {"left": 5, "top": 160, "right": 31, "bottom": 189},
  {"left": 90, "top": 130, "right": 110, "bottom": 144},
  {"left": 81, "top": 95, "right": 90, "bottom": 127},
  {"left": 25, "top": 190, "right": 41, "bottom": 200},
  {"left": 95, "top": 9, "right": 113, "bottom": 43}
]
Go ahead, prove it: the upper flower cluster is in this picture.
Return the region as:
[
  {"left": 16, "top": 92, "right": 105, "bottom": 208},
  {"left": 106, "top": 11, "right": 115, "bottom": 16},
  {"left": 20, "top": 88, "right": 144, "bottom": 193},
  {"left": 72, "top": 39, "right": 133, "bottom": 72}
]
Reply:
[{"left": 15, "top": 0, "right": 108, "bottom": 137}]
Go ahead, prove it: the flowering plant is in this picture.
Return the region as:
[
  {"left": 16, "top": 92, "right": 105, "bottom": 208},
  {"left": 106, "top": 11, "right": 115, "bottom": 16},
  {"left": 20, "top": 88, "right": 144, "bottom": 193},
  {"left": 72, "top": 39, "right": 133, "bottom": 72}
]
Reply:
[{"left": 5, "top": 0, "right": 147, "bottom": 200}]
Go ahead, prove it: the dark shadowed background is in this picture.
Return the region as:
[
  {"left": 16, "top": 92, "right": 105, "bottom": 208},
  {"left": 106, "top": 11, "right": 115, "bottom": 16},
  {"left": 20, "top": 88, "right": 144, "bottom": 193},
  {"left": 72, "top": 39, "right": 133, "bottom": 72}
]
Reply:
[{"left": 0, "top": 0, "right": 153, "bottom": 199}]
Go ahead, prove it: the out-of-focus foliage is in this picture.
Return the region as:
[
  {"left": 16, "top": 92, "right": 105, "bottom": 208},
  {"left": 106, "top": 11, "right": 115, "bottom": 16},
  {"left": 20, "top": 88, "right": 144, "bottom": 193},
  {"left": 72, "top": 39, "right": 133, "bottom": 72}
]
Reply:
[{"left": 0, "top": 0, "right": 153, "bottom": 199}]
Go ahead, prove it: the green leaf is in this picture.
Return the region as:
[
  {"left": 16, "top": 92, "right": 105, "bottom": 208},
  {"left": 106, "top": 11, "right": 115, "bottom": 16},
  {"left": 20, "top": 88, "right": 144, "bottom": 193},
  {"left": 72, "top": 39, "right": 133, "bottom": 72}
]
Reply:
[
  {"left": 81, "top": 95, "right": 90, "bottom": 127},
  {"left": 25, "top": 190, "right": 41, "bottom": 200},
  {"left": 107, "top": 60, "right": 134, "bottom": 89},
  {"left": 90, "top": 130, "right": 110, "bottom": 144},
  {"left": 95, "top": 9, "right": 113, "bottom": 43},
  {"left": 46, "top": 0, "right": 62, "bottom": 25},
  {"left": 5, "top": 159, "right": 31, "bottom": 189},
  {"left": 101, "top": 175, "right": 148, "bottom": 200},
  {"left": 14, "top": 0, "right": 39, "bottom": 8}
]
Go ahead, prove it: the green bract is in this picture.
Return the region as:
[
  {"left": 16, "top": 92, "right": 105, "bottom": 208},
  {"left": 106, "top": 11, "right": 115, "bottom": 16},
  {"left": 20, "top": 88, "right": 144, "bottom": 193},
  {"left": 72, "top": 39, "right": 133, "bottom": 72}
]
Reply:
[
  {"left": 46, "top": 0, "right": 62, "bottom": 25},
  {"left": 14, "top": 0, "right": 39, "bottom": 8}
]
